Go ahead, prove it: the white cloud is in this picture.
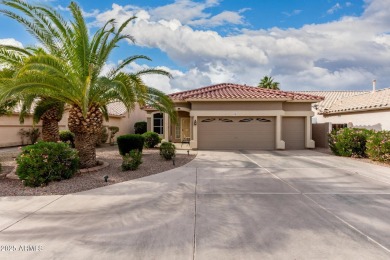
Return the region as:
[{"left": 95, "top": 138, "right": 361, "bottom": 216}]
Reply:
[
  {"left": 282, "top": 9, "right": 302, "bottom": 17},
  {"left": 327, "top": 3, "right": 342, "bottom": 14},
  {"left": 188, "top": 11, "right": 245, "bottom": 27},
  {"left": 92, "top": 0, "right": 390, "bottom": 91},
  {"left": 0, "top": 38, "right": 23, "bottom": 48}
]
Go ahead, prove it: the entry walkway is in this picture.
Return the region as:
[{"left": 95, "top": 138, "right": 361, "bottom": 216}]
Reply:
[{"left": 1, "top": 150, "right": 390, "bottom": 259}]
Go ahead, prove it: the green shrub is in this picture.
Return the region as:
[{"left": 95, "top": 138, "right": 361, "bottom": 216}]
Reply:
[
  {"left": 142, "top": 131, "right": 161, "bottom": 148},
  {"left": 108, "top": 126, "right": 119, "bottom": 144},
  {"left": 18, "top": 128, "right": 41, "bottom": 145},
  {"left": 16, "top": 141, "right": 79, "bottom": 187},
  {"left": 59, "top": 130, "right": 75, "bottom": 148},
  {"left": 96, "top": 126, "right": 109, "bottom": 146},
  {"left": 121, "top": 150, "right": 143, "bottom": 171},
  {"left": 366, "top": 131, "right": 390, "bottom": 163},
  {"left": 160, "top": 142, "right": 176, "bottom": 160},
  {"left": 329, "top": 128, "right": 374, "bottom": 157},
  {"left": 117, "top": 134, "right": 145, "bottom": 155},
  {"left": 134, "top": 121, "right": 147, "bottom": 134}
]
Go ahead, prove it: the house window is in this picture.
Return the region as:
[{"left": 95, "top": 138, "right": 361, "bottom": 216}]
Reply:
[
  {"left": 153, "top": 113, "right": 164, "bottom": 134},
  {"left": 175, "top": 121, "right": 180, "bottom": 139}
]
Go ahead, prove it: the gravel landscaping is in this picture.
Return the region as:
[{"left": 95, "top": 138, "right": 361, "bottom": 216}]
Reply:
[{"left": 0, "top": 145, "right": 196, "bottom": 196}]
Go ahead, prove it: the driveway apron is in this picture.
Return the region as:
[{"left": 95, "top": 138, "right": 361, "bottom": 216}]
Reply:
[{"left": 1, "top": 150, "right": 390, "bottom": 259}]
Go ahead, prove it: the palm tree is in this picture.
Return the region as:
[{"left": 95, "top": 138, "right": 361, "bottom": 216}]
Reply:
[
  {"left": 0, "top": 0, "right": 176, "bottom": 168},
  {"left": 0, "top": 45, "right": 64, "bottom": 142},
  {"left": 258, "top": 76, "right": 280, "bottom": 90}
]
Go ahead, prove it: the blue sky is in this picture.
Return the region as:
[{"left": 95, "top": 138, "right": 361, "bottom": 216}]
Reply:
[{"left": 1, "top": 0, "right": 389, "bottom": 93}]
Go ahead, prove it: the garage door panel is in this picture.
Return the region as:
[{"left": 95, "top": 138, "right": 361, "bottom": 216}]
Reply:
[
  {"left": 282, "top": 117, "right": 305, "bottom": 150},
  {"left": 198, "top": 117, "right": 275, "bottom": 150}
]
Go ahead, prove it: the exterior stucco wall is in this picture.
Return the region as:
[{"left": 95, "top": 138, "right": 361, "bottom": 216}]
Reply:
[
  {"left": 107, "top": 105, "right": 147, "bottom": 137},
  {"left": 0, "top": 114, "right": 67, "bottom": 148},
  {"left": 0, "top": 105, "right": 147, "bottom": 147},
  {"left": 283, "top": 103, "right": 312, "bottom": 111},
  {"left": 315, "top": 110, "right": 390, "bottom": 131}
]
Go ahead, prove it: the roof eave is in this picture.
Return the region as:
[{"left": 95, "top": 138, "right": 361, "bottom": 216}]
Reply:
[{"left": 323, "top": 106, "right": 390, "bottom": 115}]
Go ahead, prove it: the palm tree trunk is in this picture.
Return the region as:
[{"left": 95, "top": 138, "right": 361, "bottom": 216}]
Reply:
[
  {"left": 68, "top": 105, "right": 103, "bottom": 168},
  {"left": 41, "top": 106, "right": 61, "bottom": 142}
]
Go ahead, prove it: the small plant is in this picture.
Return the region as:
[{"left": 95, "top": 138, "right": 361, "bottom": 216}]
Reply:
[
  {"left": 59, "top": 130, "right": 75, "bottom": 147},
  {"left": 160, "top": 142, "right": 176, "bottom": 160},
  {"left": 16, "top": 141, "right": 79, "bottom": 187},
  {"left": 121, "top": 150, "right": 143, "bottom": 171},
  {"left": 329, "top": 128, "right": 373, "bottom": 157},
  {"left": 96, "top": 126, "right": 109, "bottom": 146},
  {"left": 366, "top": 131, "right": 390, "bottom": 163},
  {"left": 117, "top": 134, "right": 145, "bottom": 155},
  {"left": 18, "top": 128, "right": 41, "bottom": 145},
  {"left": 134, "top": 121, "right": 147, "bottom": 134},
  {"left": 108, "top": 126, "right": 119, "bottom": 145},
  {"left": 142, "top": 131, "right": 161, "bottom": 148}
]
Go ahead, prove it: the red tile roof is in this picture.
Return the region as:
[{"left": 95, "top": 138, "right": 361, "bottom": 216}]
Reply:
[{"left": 169, "top": 83, "right": 324, "bottom": 102}]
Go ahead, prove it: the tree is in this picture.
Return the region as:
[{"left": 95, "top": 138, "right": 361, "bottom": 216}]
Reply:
[
  {"left": 0, "top": 0, "right": 176, "bottom": 168},
  {"left": 258, "top": 76, "right": 280, "bottom": 90},
  {"left": 0, "top": 46, "right": 64, "bottom": 142}
]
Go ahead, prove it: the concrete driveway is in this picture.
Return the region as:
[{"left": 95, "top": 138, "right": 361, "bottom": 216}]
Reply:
[{"left": 1, "top": 150, "right": 390, "bottom": 259}]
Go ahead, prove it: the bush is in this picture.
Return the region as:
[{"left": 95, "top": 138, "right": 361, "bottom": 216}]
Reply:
[
  {"left": 329, "top": 128, "right": 374, "bottom": 157},
  {"left": 134, "top": 121, "right": 147, "bottom": 134},
  {"left": 96, "top": 126, "right": 109, "bottom": 146},
  {"left": 160, "top": 142, "right": 176, "bottom": 160},
  {"left": 16, "top": 141, "right": 79, "bottom": 187},
  {"left": 366, "top": 131, "right": 390, "bottom": 163},
  {"left": 142, "top": 131, "right": 161, "bottom": 148},
  {"left": 18, "top": 128, "right": 40, "bottom": 145},
  {"left": 121, "top": 150, "right": 143, "bottom": 171},
  {"left": 117, "top": 134, "right": 145, "bottom": 155},
  {"left": 108, "top": 126, "right": 119, "bottom": 145},
  {"left": 59, "top": 130, "right": 75, "bottom": 148}
]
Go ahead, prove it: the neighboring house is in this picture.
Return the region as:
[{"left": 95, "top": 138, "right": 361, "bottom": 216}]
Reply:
[
  {"left": 296, "top": 89, "right": 390, "bottom": 131},
  {"left": 144, "top": 83, "right": 323, "bottom": 150},
  {"left": 0, "top": 103, "right": 146, "bottom": 147}
]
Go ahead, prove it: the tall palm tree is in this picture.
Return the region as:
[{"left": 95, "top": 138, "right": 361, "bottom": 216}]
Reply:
[
  {"left": 258, "top": 76, "right": 280, "bottom": 90},
  {"left": 0, "top": 0, "right": 175, "bottom": 168},
  {"left": 0, "top": 45, "right": 64, "bottom": 142}
]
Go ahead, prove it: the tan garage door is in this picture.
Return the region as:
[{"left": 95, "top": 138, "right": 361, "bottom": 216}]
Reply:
[
  {"left": 198, "top": 117, "right": 275, "bottom": 150},
  {"left": 282, "top": 117, "right": 305, "bottom": 150}
]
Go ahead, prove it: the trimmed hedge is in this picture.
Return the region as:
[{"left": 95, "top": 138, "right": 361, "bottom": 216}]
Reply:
[
  {"left": 16, "top": 141, "right": 79, "bottom": 187},
  {"left": 366, "top": 131, "right": 390, "bottom": 162},
  {"left": 329, "top": 128, "right": 373, "bottom": 157},
  {"left": 160, "top": 142, "right": 176, "bottom": 160},
  {"left": 59, "top": 130, "right": 75, "bottom": 148},
  {"left": 134, "top": 121, "right": 147, "bottom": 134},
  {"left": 142, "top": 131, "right": 161, "bottom": 148},
  {"left": 117, "top": 134, "right": 145, "bottom": 155}
]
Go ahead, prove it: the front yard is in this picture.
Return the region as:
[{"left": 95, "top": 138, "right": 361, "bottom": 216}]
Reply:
[{"left": 0, "top": 145, "right": 195, "bottom": 196}]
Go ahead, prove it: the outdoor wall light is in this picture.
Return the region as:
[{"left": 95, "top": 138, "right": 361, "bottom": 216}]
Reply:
[
  {"left": 194, "top": 120, "right": 197, "bottom": 126},
  {"left": 104, "top": 175, "right": 109, "bottom": 182}
]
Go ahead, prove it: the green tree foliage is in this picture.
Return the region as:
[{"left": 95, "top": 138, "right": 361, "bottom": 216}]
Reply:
[
  {"left": 0, "top": 0, "right": 176, "bottom": 168},
  {"left": 258, "top": 76, "right": 280, "bottom": 90}
]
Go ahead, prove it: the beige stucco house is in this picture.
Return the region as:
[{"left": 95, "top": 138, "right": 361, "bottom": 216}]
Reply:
[
  {"left": 144, "top": 83, "right": 324, "bottom": 150},
  {"left": 0, "top": 103, "right": 146, "bottom": 148},
  {"left": 297, "top": 88, "right": 390, "bottom": 131}
]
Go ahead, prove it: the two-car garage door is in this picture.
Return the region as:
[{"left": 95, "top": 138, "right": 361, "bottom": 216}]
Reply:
[
  {"left": 197, "top": 116, "right": 306, "bottom": 150},
  {"left": 198, "top": 117, "right": 275, "bottom": 150}
]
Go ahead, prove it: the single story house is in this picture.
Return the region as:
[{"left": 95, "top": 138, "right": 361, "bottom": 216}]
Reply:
[
  {"left": 296, "top": 88, "right": 390, "bottom": 131},
  {"left": 0, "top": 103, "right": 146, "bottom": 147},
  {"left": 144, "top": 83, "right": 324, "bottom": 150}
]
